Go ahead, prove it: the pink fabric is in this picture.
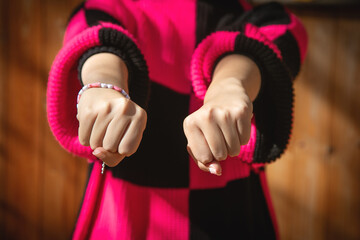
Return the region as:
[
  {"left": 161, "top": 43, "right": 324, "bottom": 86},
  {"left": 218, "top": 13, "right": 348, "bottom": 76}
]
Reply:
[
  {"left": 47, "top": 2, "right": 307, "bottom": 238},
  {"left": 258, "top": 12, "right": 308, "bottom": 63},
  {"left": 73, "top": 161, "right": 104, "bottom": 240},
  {"left": 86, "top": 0, "right": 196, "bottom": 94},
  {"left": 47, "top": 23, "right": 137, "bottom": 161},
  {"left": 258, "top": 24, "right": 288, "bottom": 42},
  {"left": 77, "top": 170, "right": 189, "bottom": 240},
  {"left": 64, "top": 8, "right": 88, "bottom": 44},
  {"left": 191, "top": 31, "right": 239, "bottom": 100},
  {"left": 287, "top": 11, "right": 308, "bottom": 63},
  {"left": 244, "top": 23, "right": 283, "bottom": 60},
  {"left": 188, "top": 94, "right": 257, "bottom": 190},
  {"left": 48, "top": 25, "right": 101, "bottom": 161}
]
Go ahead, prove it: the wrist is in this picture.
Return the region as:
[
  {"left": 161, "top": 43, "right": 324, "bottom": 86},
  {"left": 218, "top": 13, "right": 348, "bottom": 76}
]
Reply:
[
  {"left": 204, "top": 77, "right": 247, "bottom": 103},
  {"left": 211, "top": 54, "right": 261, "bottom": 102},
  {"left": 81, "top": 52, "right": 129, "bottom": 92}
]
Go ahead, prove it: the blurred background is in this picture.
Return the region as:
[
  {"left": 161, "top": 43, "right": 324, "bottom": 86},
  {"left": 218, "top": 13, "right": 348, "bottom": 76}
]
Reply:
[{"left": 0, "top": 0, "right": 359, "bottom": 239}]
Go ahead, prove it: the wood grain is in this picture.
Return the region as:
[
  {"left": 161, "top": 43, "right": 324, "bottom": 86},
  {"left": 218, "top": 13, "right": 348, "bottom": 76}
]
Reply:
[
  {"left": 0, "top": 0, "right": 87, "bottom": 239},
  {"left": 267, "top": 9, "right": 360, "bottom": 240}
]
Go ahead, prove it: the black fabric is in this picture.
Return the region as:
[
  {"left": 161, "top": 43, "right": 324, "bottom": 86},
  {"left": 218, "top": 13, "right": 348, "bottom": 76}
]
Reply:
[
  {"left": 77, "top": 28, "right": 150, "bottom": 110},
  {"left": 98, "top": 28, "right": 150, "bottom": 109},
  {"left": 274, "top": 30, "right": 301, "bottom": 78},
  {"left": 238, "top": 2, "right": 290, "bottom": 28},
  {"left": 77, "top": 46, "right": 123, "bottom": 86},
  {"left": 220, "top": 2, "right": 301, "bottom": 81},
  {"left": 189, "top": 171, "right": 276, "bottom": 240},
  {"left": 196, "top": 0, "right": 245, "bottom": 45},
  {"left": 195, "top": 2, "right": 299, "bottom": 162},
  {"left": 111, "top": 82, "right": 190, "bottom": 188},
  {"left": 76, "top": 6, "right": 150, "bottom": 109},
  {"left": 232, "top": 34, "right": 294, "bottom": 163},
  {"left": 84, "top": 8, "right": 123, "bottom": 27}
]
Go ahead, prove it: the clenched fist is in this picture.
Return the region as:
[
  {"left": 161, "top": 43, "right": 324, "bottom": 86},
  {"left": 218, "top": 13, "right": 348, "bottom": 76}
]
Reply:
[
  {"left": 77, "top": 88, "right": 147, "bottom": 167},
  {"left": 184, "top": 54, "right": 261, "bottom": 176},
  {"left": 78, "top": 52, "right": 147, "bottom": 167}
]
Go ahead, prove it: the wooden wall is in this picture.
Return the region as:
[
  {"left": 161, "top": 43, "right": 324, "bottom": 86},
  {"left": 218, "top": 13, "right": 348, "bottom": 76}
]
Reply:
[
  {"left": 267, "top": 7, "right": 360, "bottom": 240},
  {"left": 0, "top": 1, "right": 88, "bottom": 239},
  {"left": 0, "top": 1, "right": 359, "bottom": 239}
]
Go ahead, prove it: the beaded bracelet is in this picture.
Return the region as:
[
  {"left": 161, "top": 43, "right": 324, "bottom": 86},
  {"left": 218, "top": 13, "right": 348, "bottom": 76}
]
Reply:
[
  {"left": 77, "top": 82, "right": 130, "bottom": 108},
  {"left": 76, "top": 82, "right": 130, "bottom": 174}
]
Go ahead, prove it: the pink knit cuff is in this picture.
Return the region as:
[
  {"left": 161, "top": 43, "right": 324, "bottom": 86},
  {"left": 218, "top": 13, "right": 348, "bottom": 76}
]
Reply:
[
  {"left": 190, "top": 27, "right": 283, "bottom": 101},
  {"left": 47, "top": 23, "right": 137, "bottom": 160},
  {"left": 190, "top": 31, "right": 239, "bottom": 100}
]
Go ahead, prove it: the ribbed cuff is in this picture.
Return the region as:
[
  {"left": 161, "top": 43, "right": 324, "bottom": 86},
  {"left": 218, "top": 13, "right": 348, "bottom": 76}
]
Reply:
[
  {"left": 191, "top": 31, "right": 239, "bottom": 100},
  {"left": 78, "top": 26, "right": 150, "bottom": 109},
  {"left": 237, "top": 24, "right": 294, "bottom": 163}
]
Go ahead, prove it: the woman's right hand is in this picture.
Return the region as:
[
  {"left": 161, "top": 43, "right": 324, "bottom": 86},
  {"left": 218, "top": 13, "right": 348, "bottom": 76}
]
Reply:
[{"left": 77, "top": 87, "right": 147, "bottom": 167}]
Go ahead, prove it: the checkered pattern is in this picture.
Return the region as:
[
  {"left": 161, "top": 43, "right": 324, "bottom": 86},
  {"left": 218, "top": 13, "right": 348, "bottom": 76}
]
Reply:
[{"left": 47, "top": 1, "right": 307, "bottom": 239}]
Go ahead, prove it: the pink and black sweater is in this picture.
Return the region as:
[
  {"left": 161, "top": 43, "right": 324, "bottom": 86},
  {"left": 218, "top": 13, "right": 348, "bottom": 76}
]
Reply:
[{"left": 47, "top": 0, "right": 307, "bottom": 239}]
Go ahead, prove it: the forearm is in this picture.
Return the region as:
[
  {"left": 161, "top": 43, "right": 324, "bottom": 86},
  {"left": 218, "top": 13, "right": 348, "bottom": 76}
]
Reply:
[
  {"left": 206, "top": 54, "right": 261, "bottom": 103},
  {"left": 81, "top": 53, "right": 129, "bottom": 92},
  {"left": 77, "top": 52, "right": 146, "bottom": 166}
]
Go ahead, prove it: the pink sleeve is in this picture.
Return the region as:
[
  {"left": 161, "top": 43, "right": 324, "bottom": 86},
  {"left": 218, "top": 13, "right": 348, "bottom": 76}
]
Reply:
[
  {"left": 191, "top": 6, "right": 307, "bottom": 101},
  {"left": 190, "top": 2, "right": 308, "bottom": 163},
  {"left": 47, "top": 4, "right": 149, "bottom": 160}
]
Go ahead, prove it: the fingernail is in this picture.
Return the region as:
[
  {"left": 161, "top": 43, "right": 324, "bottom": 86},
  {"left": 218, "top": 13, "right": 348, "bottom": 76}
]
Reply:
[
  {"left": 209, "top": 166, "right": 217, "bottom": 175},
  {"left": 93, "top": 149, "right": 100, "bottom": 155},
  {"left": 92, "top": 149, "right": 105, "bottom": 159},
  {"left": 210, "top": 162, "right": 223, "bottom": 176},
  {"left": 209, "top": 166, "right": 222, "bottom": 176}
]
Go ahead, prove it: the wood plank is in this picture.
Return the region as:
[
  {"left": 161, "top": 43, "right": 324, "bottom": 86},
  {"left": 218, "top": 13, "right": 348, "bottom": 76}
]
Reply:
[
  {"left": 325, "top": 17, "right": 360, "bottom": 240},
  {"left": 0, "top": 0, "right": 8, "bottom": 237},
  {"left": 267, "top": 11, "right": 360, "bottom": 240},
  {"left": 40, "top": 0, "right": 88, "bottom": 239},
  {"left": 2, "top": 0, "right": 43, "bottom": 239}
]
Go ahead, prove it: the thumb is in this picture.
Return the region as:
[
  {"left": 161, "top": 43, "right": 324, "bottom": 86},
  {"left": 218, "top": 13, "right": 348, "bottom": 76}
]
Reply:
[
  {"left": 207, "top": 161, "right": 222, "bottom": 176},
  {"left": 92, "top": 147, "right": 125, "bottom": 167}
]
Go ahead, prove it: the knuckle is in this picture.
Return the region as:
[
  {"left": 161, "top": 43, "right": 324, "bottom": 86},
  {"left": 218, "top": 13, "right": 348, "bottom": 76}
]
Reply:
[
  {"left": 229, "top": 146, "right": 241, "bottom": 157},
  {"left": 119, "top": 97, "right": 132, "bottom": 107},
  {"left": 196, "top": 161, "right": 208, "bottom": 172},
  {"left": 203, "top": 108, "right": 215, "bottom": 120},
  {"left": 118, "top": 144, "right": 135, "bottom": 156},
  {"left": 102, "top": 142, "right": 116, "bottom": 153},
  {"left": 234, "top": 104, "right": 252, "bottom": 120},
  {"left": 89, "top": 139, "right": 101, "bottom": 150},
  {"left": 233, "top": 107, "right": 246, "bottom": 120},
  {"left": 213, "top": 151, "right": 227, "bottom": 161},
  {"left": 241, "top": 135, "right": 251, "bottom": 145},
  {"left": 183, "top": 116, "right": 196, "bottom": 129},
  {"left": 196, "top": 154, "right": 213, "bottom": 164},
  {"left": 218, "top": 110, "right": 231, "bottom": 122},
  {"left": 98, "top": 102, "right": 112, "bottom": 115},
  {"left": 81, "top": 107, "right": 96, "bottom": 119},
  {"left": 138, "top": 107, "right": 147, "bottom": 119},
  {"left": 136, "top": 108, "right": 148, "bottom": 124},
  {"left": 78, "top": 137, "right": 88, "bottom": 146}
]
